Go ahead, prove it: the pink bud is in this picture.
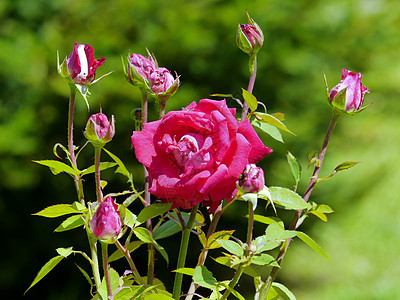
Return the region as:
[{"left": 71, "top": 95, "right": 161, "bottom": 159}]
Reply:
[
  {"left": 240, "top": 24, "right": 263, "bottom": 49},
  {"left": 90, "top": 197, "right": 122, "bottom": 241},
  {"left": 67, "top": 43, "right": 105, "bottom": 85},
  {"left": 237, "top": 164, "right": 265, "bottom": 194},
  {"left": 329, "top": 68, "right": 370, "bottom": 113},
  {"left": 149, "top": 67, "right": 176, "bottom": 94},
  {"left": 128, "top": 53, "right": 156, "bottom": 84},
  {"left": 84, "top": 113, "right": 115, "bottom": 147}
]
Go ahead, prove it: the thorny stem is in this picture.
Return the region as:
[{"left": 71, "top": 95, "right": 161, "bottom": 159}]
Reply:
[
  {"left": 172, "top": 204, "right": 200, "bottom": 300},
  {"left": 102, "top": 243, "right": 112, "bottom": 298},
  {"left": 241, "top": 57, "right": 257, "bottom": 120},
  {"left": 140, "top": 90, "right": 155, "bottom": 285},
  {"left": 264, "top": 112, "right": 341, "bottom": 294},
  {"left": 115, "top": 240, "right": 147, "bottom": 286},
  {"left": 67, "top": 85, "right": 84, "bottom": 204},
  {"left": 94, "top": 147, "right": 103, "bottom": 203}
]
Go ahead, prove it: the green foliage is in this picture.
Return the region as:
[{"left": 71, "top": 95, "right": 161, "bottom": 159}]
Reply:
[
  {"left": 242, "top": 88, "right": 258, "bottom": 112},
  {"left": 33, "top": 203, "right": 86, "bottom": 218},
  {"left": 269, "top": 187, "right": 311, "bottom": 210},
  {"left": 296, "top": 231, "right": 330, "bottom": 261}
]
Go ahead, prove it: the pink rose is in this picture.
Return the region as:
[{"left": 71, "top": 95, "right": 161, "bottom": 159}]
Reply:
[
  {"left": 329, "top": 68, "right": 370, "bottom": 113},
  {"left": 128, "top": 53, "right": 156, "bottom": 84},
  {"left": 131, "top": 99, "right": 272, "bottom": 212},
  {"left": 149, "top": 67, "right": 176, "bottom": 94},
  {"left": 67, "top": 43, "right": 105, "bottom": 85},
  {"left": 90, "top": 197, "right": 122, "bottom": 241}
]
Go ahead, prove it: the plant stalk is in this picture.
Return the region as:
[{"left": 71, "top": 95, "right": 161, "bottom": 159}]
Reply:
[
  {"left": 115, "top": 240, "right": 147, "bottom": 286},
  {"left": 102, "top": 243, "right": 112, "bottom": 298},
  {"left": 94, "top": 147, "right": 103, "bottom": 203},
  {"left": 88, "top": 236, "right": 102, "bottom": 291},
  {"left": 172, "top": 204, "right": 199, "bottom": 299},
  {"left": 220, "top": 263, "right": 245, "bottom": 300},
  {"left": 241, "top": 57, "right": 257, "bottom": 120},
  {"left": 264, "top": 112, "right": 341, "bottom": 295}
]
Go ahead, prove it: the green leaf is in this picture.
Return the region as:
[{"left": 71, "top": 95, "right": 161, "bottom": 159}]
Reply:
[
  {"left": 334, "top": 161, "right": 360, "bottom": 172},
  {"left": 297, "top": 231, "right": 331, "bottom": 261},
  {"left": 252, "top": 121, "right": 284, "bottom": 142},
  {"left": 213, "top": 256, "right": 260, "bottom": 278},
  {"left": 216, "top": 239, "right": 244, "bottom": 256},
  {"left": 103, "top": 148, "right": 133, "bottom": 181},
  {"left": 76, "top": 264, "right": 94, "bottom": 297},
  {"left": 253, "top": 214, "right": 280, "bottom": 225},
  {"left": 25, "top": 255, "right": 64, "bottom": 294},
  {"left": 109, "top": 240, "right": 144, "bottom": 262},
  {"left": 33, "top": 160, "right": 79, "bottom": 176},
  {"left": 33, "top": 204, "right": 83, "bottom": 218},
  {"left": 98, "top": 268, "right": 120, "bottom": 299},
  {"left": 254, "top": 112, "right": 295, "bottom": 135},
  {"left": 56, "top": 247, "right": 73, "bottom": 258},
  {"left": 250, "top": 253, "right": 276, "bottom": 266},
  {"left": 81, "top": 162, "right": 117, "bottom": 176},
  {"left": 269, "top": 187, "right": 311, "bottom": 210},
  {"left": 286, "top": 152, "right": 301, "bottom": 186},
  {"left": 242, "top": 88, "right": 258, "bottom": 112},
  {"left": 271, "top": 282, "right": 296, "bottom": 300},
  {"left": 193, "top": 266, "right": 217, "bottom": 289},
  {"left": 153, "top": 218, "right": 185, "bottom": 240},
  {"left": 122, "top": 192, "right": 143, "bottom": 207},
  {"left": 143, "top": 294, "right": 174, "bottom": 300},
  {"left": 266, "top": 286, "right": 280, "bottom": 300},
  {"left": 308, "top": 211, "right": 328, "bottom": 222},
  {"left": 173, "top": 267, "right": 195, "bottom": 276},
  {"left": 55, "top": 215, "right": 84, "bottom": 232},
  {"left": 206, "top": 230, "right": 235, "bottom": 250},
  {"left": 135, "top": 203, "right": 172, "bottom": 226},
  {"left": 133, "top": 227, "right": 169, "bottom": 264},
  {"left": 123, "top": 208, "right": 137, "bottom": 229}
]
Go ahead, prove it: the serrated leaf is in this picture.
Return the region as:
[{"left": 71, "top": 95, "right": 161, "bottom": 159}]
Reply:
[
  {"left": 80, "top": 162, "right": 117, "bottom": 176},
  {"left": 271, "top": 282, "right": 296, "bottom": 300},
  {"left": 297, "top": 231, "right": 331, "bottom": 261},
  {"left": 103, "top": 148, "right": 133, "bottom": 181},
  {"left": 154, "top": 218, "right": 185, "bottom": 240},
  {"left": 207, "top": 230, "right": 235, "bottom": 250},
  {"left": 33, "top": 160, "right": 79, "bottom": 176},
  {"left": 254, "top": 112, "right": 295, "bottom": 135},
  {"left": 252, "top": 121, "right": 284, "bottom": 142},
  {"left": 55, "top": 215, "right": 84, "bottom": 232},
  {"left": 33, "top": 204, "right": 83, "bottom": 218},
  {"left": 213, "top": 256, "right": 260, "bottom": 278},
  {"left": 193, "top": 266, "right": 217, "bottom": 289},
  {"left": 135, "top": 203, "right": 172, "bottom": 226},
  {"left": 334, "top": 161, "right": 360, "bottom": 172},
  {"left": 133, "top": 227, "right": 169, "bottom": 264},
  {"left": 123, "top": 208, "right": 137, "bottom": 229},
  {"left": 287, "top": 152, "right": 301, "bottom": 186},
  {"left": 56, "top": 247, "right": 73, "bottom": 258},
  {"left": 242, "top": 88, "right": 258, "bottom": 112},
  {"left": 250, "top": 253, "right": 276, "bottom": 266},
  {"left": 98, "top": 267, "right": 120, "bottom": 300},
  {"left": 25, "top": 255, "right": 64, "bottom": 294},
  {"left": 269, "top": 187, "right": 311, "bottom": 210},
  {"left": 216, "top": 239, "right": 244, "bottom": 256},
  {"left": 173, "top": 268, "right": 195, "bottom": 276}
]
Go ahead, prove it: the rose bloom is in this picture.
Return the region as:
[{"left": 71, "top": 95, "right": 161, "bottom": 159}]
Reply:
[
  {"left": 149, "top": 67, "right": 175, "bottom": 94},
  {"left": 90, "top": 197, "right": 121, "bottom": 241},
  {"left": 329, "top": 68, "right": 370, "bottom": 112},
  {"left": 131, "top": 99, "right": 272, "bottom": 212},
  {"left": 128, "top": 53, "right": 156, "bottom": 83},
  {"left": 67, "top": 43, "right": 105, "bottom": 85}
]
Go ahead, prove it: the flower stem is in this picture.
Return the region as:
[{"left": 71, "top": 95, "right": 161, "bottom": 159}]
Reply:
[
  {"left": 264, "top": 112, "right": 341, "bottom": 294},
  {"left": 220, "top": 263, "right": 245, "bottom": 300},
  {"left": 94, "top": 147, "right": 103, "bottom": 203},
  {"left": 241, "top": 56, "right": 257, "bottom": 121},
  {"left": 101, "top": 243, "right": 112, "bottom": 297},
  {"left": 172, "top": 204, "right": 200, "bottom": 299},
  {"left": 88, "top": 236, "right": 102, "bottom": 291},
  {"left": 115, "top": 240, "right": 147, "bottom": 286},
  {"left": 67, "top": 84, "right": 84, "bottom": 204},
  {"left": 246, "top": 201, "right": 254, "bottom": 247}
]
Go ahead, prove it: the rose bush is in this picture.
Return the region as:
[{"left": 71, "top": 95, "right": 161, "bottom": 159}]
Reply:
[{"left": 131, "top": 99, "right": 272, "bottom": 212}]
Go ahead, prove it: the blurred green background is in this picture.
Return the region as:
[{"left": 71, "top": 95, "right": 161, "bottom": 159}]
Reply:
[{"left": 1, "top": 0, "right": 399, "bottom": 299}]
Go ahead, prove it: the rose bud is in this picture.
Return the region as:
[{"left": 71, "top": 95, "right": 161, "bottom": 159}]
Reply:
[
  {"left": 90, "top": 197, "right": 122, "bottom": 241},
  {"left": 149, "top": 67, "right": 179, "bottom": 96},
  {"left": 66, "top": 43, "right": 106, "bottom": 85},
  {"left": 84, "top": 113, "right": 115, "bottom": 148},
  {"left": 329, "top": 68, "right": 370, "bottom": 114},
  {"left": 237, "top": 12, "right": 264, "bottom": 56},
  {"left": 237, "top": 164, "right": 265, "bottom": 194},
  {"left": 126, "top": 53, "right": 156, "bottom": 88}
]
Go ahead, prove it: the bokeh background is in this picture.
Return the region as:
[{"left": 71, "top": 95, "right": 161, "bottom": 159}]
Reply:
[{"left": 1, "top": 0, "right": 399, "bottom": 299}]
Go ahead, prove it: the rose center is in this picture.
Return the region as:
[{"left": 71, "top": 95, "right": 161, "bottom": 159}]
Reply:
[{"left": 173, "top": 134, "right": 199, "bottom": 167}]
